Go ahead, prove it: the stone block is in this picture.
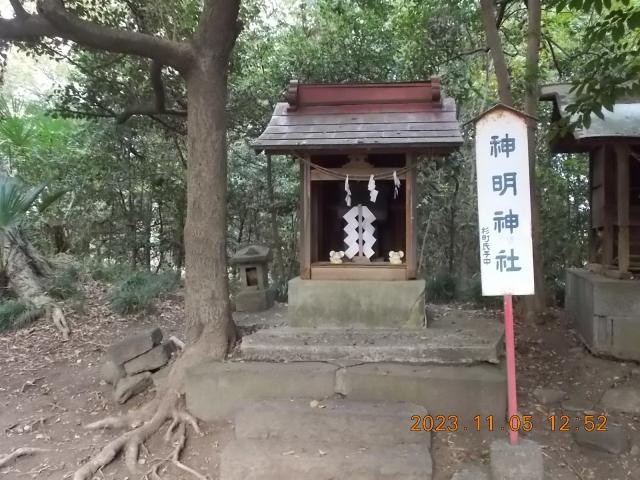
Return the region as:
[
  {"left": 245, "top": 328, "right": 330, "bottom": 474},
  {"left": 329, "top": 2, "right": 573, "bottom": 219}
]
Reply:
[
  {"left": 114, "top": 372, "right": 152, "bottom": 404},
  {"left": 287, "top": 277, "right": 425, "bottom": 329},
  {"left": 240, "top": 326, "right": 502, "bottom": 365},
  {"left": 220, "top": 439, "right": 432, "bottom": 480},
  {"left": 565, "top": 269, "right": 640, "bottom": 361},
  {"left": 573, "top": 425, "right": 628, "bottom": 454},
  {"left": 100, "top": 359, "right": 126, "bottom": 385},
  {"left": 108, "top": 327, "right": 162, "bottom": 365},
  {"left": 610, "top": 317, "right": 640, "bottom": 360},
  {"left": 451, "top": 465, "right": 490, "bottom": 480},
  {"left": 123, "top": 343, "right": 171, "bottom": 375},
  {"left": 335, "top": 362, "right": 506, "bottom": 425},
  {"left": 600, "top": 386, "right": 640, "bottom": 415},
  {"left": 152, "top": 366, "right": 171, "bottom": 391},
  {"left": 235, "top": 288, "right": 275, "bottom": 312},
  {"left": 490, "top": 439, "right": 543, "bottom": 480},
  {"left": 561, "top": 398, "right": 594, "bottom": 413},
  {"left": 533, "top": 387, "right": 566, "bottom": 405},
  {"left": 234, "top": 399, "right": 430, "bottom": 447},
  {"left": 185, "top": 361, "right": 338, "bottom": 421}
]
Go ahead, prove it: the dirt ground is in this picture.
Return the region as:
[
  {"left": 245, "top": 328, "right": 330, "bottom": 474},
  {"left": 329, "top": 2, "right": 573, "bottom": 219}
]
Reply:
[{"left": 0, "top": 285, "right": 638, "bottom": 479}]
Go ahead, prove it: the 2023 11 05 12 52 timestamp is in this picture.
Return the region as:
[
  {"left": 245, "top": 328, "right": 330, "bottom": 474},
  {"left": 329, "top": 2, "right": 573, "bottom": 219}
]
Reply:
[{"left": 409, "top": 415, "right": 608, "bottom": 432}]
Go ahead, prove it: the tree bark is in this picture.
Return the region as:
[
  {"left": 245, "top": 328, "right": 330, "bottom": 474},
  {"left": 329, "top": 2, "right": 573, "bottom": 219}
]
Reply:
[
  {"left": 523, "top": 0, "right": 547, "bottom": 317},
  {"left": 479, "top": 0, "right": 514, "bottom": 105},
  {"left": 182, "top": 0, "right": 240, "bottom": 359}
]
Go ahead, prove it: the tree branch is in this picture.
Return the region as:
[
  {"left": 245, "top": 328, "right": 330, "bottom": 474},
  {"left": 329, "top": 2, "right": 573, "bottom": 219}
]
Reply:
[
  {"left": 9, "top": 0, "right": 29, "bottom": 20},
  {"left": 0, "top": 0, "right": 194, "bottom": 72},
  {"left": 116, "top": 60, "right": 187, "bottom": 123},
  {"left": 496, "top": 0, "right": 510, "bottom": 28},
  {"left": 544, "top": 35, "right": 562, "bottom": 78},
  {"left": 480, "top": 0, "right": 514, "bottom": 105}
]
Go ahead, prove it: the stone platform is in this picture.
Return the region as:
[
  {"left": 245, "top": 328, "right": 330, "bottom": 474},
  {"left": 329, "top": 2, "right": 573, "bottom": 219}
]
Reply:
[
  {"left": 288, "top": 277, "right": 426, "bottom": 328},
  {"left": 240, "top": 326, "right": 502, "bottom": 365},
  {"left": 240, "top": 304, "right": 504, "bottom": 365},
  {"left": 565, "top": 268, "right": 640, "bottom": 360}
]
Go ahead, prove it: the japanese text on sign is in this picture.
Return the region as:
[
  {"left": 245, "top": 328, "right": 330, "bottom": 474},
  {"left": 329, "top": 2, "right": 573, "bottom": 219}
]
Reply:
[{"left": 475, "top": 107, "right": 535, "bottom": 295}]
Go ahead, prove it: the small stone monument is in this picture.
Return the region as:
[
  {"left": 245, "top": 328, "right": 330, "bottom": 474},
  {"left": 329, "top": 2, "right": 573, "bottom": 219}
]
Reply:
[{"left": 231, "top": 245, "right": 274, "bottom": 312}]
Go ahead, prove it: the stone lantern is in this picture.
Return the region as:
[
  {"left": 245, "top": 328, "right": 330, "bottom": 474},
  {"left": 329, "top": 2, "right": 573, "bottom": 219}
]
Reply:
[{"left": 230, "top": 245, "right": 274, "bottom": 312}]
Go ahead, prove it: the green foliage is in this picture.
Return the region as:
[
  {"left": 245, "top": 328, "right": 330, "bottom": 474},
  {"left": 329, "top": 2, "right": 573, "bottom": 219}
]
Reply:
[
  {"left": 87, "top": 261, "right": 133, "bottom": 284},
  {"left": 426, "top": 272, "right": 459, "bottom": 303},
  {"left": 0, "top": 299, "right": 42, "bottom": 332},
  {"left": 462, "top": 276, "right": 502, "bottom": 309},
  {"left": 48, "top": 264, "right": 82, "bottom": 300},
  {"left": 109, "top": 271, "right": 178, "bottom": 315},
  {"left": 552, "top": 0, "right": 640, "bottom": 127},
  {"left": 0, "top": 177, "right": 45, "bottom": 232}
]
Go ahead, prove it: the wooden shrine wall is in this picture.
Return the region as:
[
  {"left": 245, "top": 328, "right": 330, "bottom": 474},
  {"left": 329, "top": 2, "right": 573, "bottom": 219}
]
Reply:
[{"left": 590, "top": 145, "right": 640, "bottom": 271}]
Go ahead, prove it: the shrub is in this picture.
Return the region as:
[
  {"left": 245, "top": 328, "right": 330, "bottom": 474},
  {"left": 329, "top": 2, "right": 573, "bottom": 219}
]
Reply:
[
  {"left": 426, "top": 272, "right": 459, "bottom": 303},
  {"left": 87, "top": 261, "right": 132, "bottom": 284},
  {"left": 109, "top": 271, "right": 178, "bottom": 314},
  {"left": 0, "top": 300, "right": 42, "bottom": 332},
  {"left": 48, "top": 264, "right": 82, "bottom": 300},
  {"left": 463, "top": 275, "right": 501, "bottom": 309}
]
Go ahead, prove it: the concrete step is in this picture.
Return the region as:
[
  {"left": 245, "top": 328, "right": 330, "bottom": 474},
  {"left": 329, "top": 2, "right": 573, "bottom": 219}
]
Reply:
[
  {"left": 184, "top": 360, "right": 506, "bottom": 423},
  {"left": 241, "top": 326, "right": 503, "bottom": 365},
  {"left": 336, "top": 362, "right": 506, "bottom": 425},
  {"left": 235, "top": 398, "right": 430, "bottom": 448},
  {"left": 220, "top": 439, "right": 432, "bottom": 480},
  {"left": 185, "top": 361, "right": 337, "bottom": 421}
]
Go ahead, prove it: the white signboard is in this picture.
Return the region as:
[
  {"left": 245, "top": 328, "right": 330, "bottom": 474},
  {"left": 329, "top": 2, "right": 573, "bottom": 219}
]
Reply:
[{"left": 475, "top": 107, "right": 535, "bottom": 296}]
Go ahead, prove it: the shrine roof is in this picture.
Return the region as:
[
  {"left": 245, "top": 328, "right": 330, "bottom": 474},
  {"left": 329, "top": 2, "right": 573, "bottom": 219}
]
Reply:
[
  {"left": 253, "top": 79, "right": 463, "bottom": 155},
  {"left": 541, "top": 83, "right": 640, "bottom": 152}
]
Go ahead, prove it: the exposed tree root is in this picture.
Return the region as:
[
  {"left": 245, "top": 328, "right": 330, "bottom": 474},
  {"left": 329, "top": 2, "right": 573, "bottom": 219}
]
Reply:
[
  {"left": 0, "top": 447, "right": 49, "bottom": 468},
  {"left": 50, "top": 305, "right": 70, "bottom": 341},
  {"left": 72, "top": 313, "right": 236, "bottom": 479},
  {"left": 73, "top": 389, "right": 206, "bottom": 480}
]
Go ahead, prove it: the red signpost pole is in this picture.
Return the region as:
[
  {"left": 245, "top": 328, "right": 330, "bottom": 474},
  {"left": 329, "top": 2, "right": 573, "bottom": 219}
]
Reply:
[{"left": 504, "top": 294, "right": 519, "bottom": 445}]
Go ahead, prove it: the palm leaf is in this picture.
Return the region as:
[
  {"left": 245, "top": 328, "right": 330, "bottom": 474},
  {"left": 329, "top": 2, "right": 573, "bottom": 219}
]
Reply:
[{"left": 0, "top": 177, "right": 45, "bottom": 231}]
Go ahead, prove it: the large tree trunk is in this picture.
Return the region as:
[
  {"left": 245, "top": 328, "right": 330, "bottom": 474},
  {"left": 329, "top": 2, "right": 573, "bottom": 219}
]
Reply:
[
  {"left": 522, "top": 0, "right": 547, "bottom": 318},
  {"left": 182, "top": 51, "right": 237, "bottom": 366}
]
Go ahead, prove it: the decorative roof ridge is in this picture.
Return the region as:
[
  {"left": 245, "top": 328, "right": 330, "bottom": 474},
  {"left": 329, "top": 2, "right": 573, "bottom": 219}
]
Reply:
[{"left": 285, "top": 78, "right": 442, "bottom": 112}]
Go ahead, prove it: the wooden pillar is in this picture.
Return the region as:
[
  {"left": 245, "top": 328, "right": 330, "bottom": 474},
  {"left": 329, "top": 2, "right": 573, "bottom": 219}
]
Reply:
[
  {"left": 405, "top": 153, "right": 418, "bottom": 279},
  {"left": 598, "top": 146, "right": 615, "bottom": 266},
  {"left": 300, "top": 155, "right": 312, "bottom": 279},
  {"left": 615, "top": 145, "right": 631, "bottom": 273},
  {"left": 588, "top": 151, "right": 597, "bottom": 263}
]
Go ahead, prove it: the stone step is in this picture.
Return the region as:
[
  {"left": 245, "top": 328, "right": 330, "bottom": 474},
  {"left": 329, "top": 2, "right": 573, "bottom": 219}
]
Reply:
[
  {"left": 184, "top": 360, "right": 506, "bottom": 424},
  {"left": 185, "top": 361, "right": 338, "bottom": 421},
  {"left": 241, "top": 327, "right": 503, "bottom": 365},
  {"left": 235, "top": 398, "right": 430, "bottom": 448},
  {"left": 336, "top": 362, "right": 506, "bottom": 426},
  {"left": 220, "top": 439, "right": 432, "bottom": 480}
]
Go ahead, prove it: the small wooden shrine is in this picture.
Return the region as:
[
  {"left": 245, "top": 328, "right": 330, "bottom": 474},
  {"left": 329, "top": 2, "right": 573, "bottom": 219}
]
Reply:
[
  {"left": 542, "top": 84, "right": 640, "bottom": 275},
  {"left": 542, "top": 84, "right": 640, "bottom": 361},
  {"left": 254, "top": 79, "right": 462, "bottom": 283}
]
